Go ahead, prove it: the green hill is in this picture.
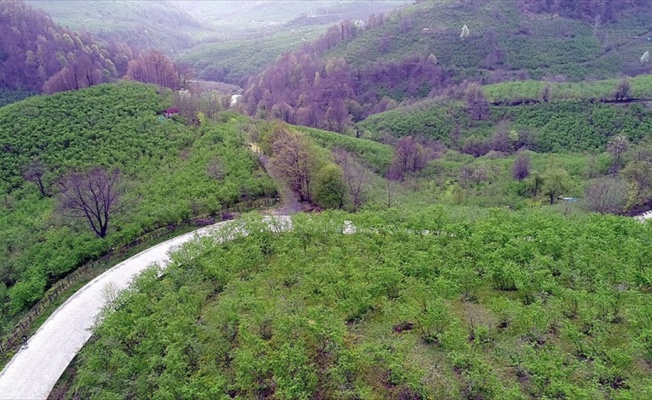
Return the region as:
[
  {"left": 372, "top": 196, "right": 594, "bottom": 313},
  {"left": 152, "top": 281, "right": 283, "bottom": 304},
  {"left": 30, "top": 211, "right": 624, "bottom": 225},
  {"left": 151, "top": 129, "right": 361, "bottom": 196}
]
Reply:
[
  {"left": 325, "top": 0, "right": 652, "bottom": 81},
  {"left": 0, "top": 82, "right": 276, "bottom": 329},
  {"left": 25, "top": 0, "right": 203, "bottom": 51},
  {"left": 177, "top": 26, "right": 327, "bottom": 85},
  {"left": 69, "top": 209, "right": 652, "bottom": 399},
  {"left": 239, "top": 0, "right": 652, "bottom": 133},
  {"left": 357, "top": 76, "right": 652, "bottom": 154}
]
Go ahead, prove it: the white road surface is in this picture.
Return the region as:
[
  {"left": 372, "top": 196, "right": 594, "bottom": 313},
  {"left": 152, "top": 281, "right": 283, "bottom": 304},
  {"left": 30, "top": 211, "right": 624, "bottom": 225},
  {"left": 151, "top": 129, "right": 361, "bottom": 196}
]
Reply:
[
  {"left": 0, "top": 218, "right": 270, "bottom": 400},
  {"left": 0, "top": 208, "right": 646, "bottom": 399},
  {"left": 635, "top": 210, "right": 652, "bottom": 222}
]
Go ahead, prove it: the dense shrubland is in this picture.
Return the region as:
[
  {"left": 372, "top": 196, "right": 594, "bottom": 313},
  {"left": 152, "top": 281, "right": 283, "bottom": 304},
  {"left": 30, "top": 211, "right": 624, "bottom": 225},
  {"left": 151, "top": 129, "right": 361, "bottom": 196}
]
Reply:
[
  {"left": 0, "top": 82, "right": 275, "bottom": 332},
  {"left": 358, "top": 98, "right": 652, "bottom": 154},
  {"left": 70, "top": 209, "right": 652, "bottom": 399}
]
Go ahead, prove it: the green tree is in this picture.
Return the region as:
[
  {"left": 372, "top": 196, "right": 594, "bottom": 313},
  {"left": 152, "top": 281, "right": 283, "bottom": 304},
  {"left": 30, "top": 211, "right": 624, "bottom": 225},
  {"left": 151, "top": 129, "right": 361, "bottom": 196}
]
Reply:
[
  {"left": 313, "top": 163, "right": 346, "bottom": 209},
  {"left": 622, "top": 160, "right": 652, "bottom": 208},
  {"left": 542, "top": 167, "right": 571, "bottom": 204}
]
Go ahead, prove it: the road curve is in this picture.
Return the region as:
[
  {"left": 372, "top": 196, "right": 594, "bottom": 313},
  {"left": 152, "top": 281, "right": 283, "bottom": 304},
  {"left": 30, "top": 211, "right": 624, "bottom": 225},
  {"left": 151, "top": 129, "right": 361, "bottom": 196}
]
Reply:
[
  {"left": 4, "top": 208, "right": 643, "bottom": 399},
  {"left": 0, "top": 218, "right": 280, "bottom": 400}
]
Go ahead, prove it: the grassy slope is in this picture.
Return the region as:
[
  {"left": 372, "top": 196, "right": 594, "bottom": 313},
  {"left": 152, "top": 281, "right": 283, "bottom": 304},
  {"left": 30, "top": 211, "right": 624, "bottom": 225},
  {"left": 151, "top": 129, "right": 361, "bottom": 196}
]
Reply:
[
  {"left": 357, "top": 83, "right": 652, "bottom": 154},
  {"left": 71, "top": 210, "right": 652, "bottom": 399},
  {"left": 177, "top": 26, "right": 327, "bottom": 85},
  {"left": 325, "top": 0, "right": 652, "bottom": 81},
  {"left": 0, "top": 83, "right": 275, "bottom": 330}
]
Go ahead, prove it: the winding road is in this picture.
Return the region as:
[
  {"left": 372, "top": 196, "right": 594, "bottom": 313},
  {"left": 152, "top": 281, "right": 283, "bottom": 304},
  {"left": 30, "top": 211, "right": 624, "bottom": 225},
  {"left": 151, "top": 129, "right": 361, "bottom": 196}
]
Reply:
[
  {"left": 0, "top": 218, "right": 291, "bottom": 400},
  {"left": 0, "top": 206, "right": 648, "bottom": 399}
]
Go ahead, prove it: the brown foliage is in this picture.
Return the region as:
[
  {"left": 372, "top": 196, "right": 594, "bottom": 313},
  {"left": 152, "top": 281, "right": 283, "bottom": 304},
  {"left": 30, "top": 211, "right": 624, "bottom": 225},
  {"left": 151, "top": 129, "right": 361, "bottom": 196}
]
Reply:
[
  {"left": 125, "top": 50, "right": 179, "bottom": 89},
  {"left": 389, "top": 136, "right": 430, "bottom": 180},
  {"left": 269, "top": 130, "right": 318, "bottom": 202},
  {"left": 584, "top": 178, "right": 628, "bottom": 214}
]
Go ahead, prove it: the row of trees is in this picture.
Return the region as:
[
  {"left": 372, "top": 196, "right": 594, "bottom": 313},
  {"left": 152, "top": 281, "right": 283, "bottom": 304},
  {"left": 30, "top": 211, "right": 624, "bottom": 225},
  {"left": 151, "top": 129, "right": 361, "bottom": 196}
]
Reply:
[
  {"left": 520, "top": 0, "right": 650, "bottom": 22},
  {"left": 0, "top": 1, "right": 186, "bottom": 94},
  {"left": 240, "top": 50, "right": 448, "bottom": 133}
]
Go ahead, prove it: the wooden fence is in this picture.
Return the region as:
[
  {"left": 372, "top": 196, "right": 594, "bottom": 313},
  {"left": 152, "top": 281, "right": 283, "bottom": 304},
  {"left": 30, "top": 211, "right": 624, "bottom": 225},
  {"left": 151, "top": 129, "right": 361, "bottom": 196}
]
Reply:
[{"left": 0, "top": 197, "right": 278, "bottom": 359}]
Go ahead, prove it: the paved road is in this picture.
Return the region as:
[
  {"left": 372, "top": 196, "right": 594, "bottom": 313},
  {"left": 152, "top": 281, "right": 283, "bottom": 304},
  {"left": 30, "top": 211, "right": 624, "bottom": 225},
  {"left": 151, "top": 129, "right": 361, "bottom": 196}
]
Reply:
[
  {"left": 635, "top": 210, "right": 652, "bottom": 222},
  {"left": 0, "top": 206, "right": 645, "bottom": 399},
  {"left": 0, "top": 219, "right": 259, "bottom": 400}
]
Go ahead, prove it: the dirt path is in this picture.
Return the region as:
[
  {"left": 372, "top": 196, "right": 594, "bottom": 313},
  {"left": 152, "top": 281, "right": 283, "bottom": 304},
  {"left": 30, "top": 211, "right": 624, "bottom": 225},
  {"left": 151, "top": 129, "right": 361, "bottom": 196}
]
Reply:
[{"left": 258, "top": 153, "right": 303, "bottom": 214}]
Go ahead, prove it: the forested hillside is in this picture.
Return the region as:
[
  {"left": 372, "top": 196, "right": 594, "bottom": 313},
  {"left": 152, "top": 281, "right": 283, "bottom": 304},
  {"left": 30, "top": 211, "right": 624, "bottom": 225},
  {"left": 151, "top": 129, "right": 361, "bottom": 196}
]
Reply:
[
  {"left": 241, "top": 0, "right": 652, "bottom": 132},
  {"left": 68, "top": 209, "right": 652, "bottom": 399},
  {"left": 0, "top": 0, "right": 132, "bottom": 93},
  {"left": 26, "top": 0, "right": 203, "bottom": 51},
  {"left": 0, "top": 82, "right": 276, "bottom": 332}
]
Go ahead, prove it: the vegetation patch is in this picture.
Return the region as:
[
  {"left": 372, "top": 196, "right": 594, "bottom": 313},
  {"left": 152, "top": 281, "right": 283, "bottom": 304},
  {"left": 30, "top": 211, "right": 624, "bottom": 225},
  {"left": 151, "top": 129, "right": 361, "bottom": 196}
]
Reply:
[{"left": 69, "top": 209, "right": 652, "bottom": 399}]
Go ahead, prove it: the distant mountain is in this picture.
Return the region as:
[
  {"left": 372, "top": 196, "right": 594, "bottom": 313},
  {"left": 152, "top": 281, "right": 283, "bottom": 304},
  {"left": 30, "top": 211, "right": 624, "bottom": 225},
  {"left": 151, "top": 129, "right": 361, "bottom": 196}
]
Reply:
[
  {"left": 0, "top": 0, "right": 131, "bottom": 93},
  {"left": 176, "top": 1, "right": 412, "bottom": 85},
  {"left": 25, "top": 0, "right": 203, "bottom": 51},
  {"left": 177, "top": 1, "right": 411, "bottom": 28},
  {"left": 240, "top": 0, "right": 652, "bottom": 132}
]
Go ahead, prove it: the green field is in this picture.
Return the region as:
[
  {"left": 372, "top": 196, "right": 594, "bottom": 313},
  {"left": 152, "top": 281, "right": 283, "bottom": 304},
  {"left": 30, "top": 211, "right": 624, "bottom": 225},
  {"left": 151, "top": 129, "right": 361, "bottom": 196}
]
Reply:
[{"left": 69, "top": 209, "right": 652, "bottom": 399}]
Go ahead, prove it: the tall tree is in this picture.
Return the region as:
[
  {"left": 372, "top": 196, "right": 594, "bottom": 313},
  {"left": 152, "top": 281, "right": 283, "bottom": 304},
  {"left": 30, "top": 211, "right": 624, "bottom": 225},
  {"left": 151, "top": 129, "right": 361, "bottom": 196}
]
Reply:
[
  {"left": 614, "top": 77, "right": 631, "bottom": 101},
  {"left": 58, "top": 168, "right": 124, "bottom": 238},
  {"left": 607, "top": 135, "right": 629, "bottom": 176},
  {"left": 542, "top": 167, "right": 571, "bottom": 204},
  {"left": 512, "top": 153, "right": 531, "bottom": 181},
  {"left": 269, "top": 130, "right": 318, "bottom": 202},
  {"left": 125, "top": 50, "right": 179, "bottom": 89},
  {"left": 333, "top": 148, "right": 369, "bottom": 211},
  {"left": 389, "top": 136, "right": 429, "bottom": 180},
  {"left": 465, "top": 82, "right": 490, "bottom": 121}
]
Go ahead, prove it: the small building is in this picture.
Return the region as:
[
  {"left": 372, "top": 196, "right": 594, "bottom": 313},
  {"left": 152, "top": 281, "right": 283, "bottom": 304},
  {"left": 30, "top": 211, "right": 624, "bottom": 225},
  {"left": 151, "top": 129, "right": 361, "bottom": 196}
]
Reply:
[{"left": 165, "top": 108, "right": 179, "bottom": 118}]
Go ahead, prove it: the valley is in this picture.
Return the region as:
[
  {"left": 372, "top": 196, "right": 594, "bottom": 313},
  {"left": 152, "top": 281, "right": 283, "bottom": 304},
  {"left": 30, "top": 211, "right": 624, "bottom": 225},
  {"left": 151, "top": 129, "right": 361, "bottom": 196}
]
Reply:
[{"left": 1, "top": 0, "right": 652, "bottom": 398}]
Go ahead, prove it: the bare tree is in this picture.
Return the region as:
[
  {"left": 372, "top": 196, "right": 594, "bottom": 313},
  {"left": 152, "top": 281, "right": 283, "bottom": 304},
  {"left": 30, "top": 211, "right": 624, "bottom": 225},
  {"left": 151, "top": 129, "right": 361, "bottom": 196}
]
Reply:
[
  {"left": 384, "top": 176, "right": 400, "bottom": 208},
  {"left": 389, "top": 136, "right": 429, "bottom": 180},
  {"left": 59, "top": 168, "right": 124, "bottom": 238},
  {"left": 99, "top": 281, "right": 120, "bottom": 309},
  {"left": 607, "top": 135, "right": 630, "bottom": 176},
  {"left": 125, "top": 50, "right": 179, "bottom": 90},
  {"left": 512, "top": 153, "right": 530, "bottom": 181},
  {"left": 584, "top": 178, "right": 628, "bottom": 214},
  {"left": 465, "top": 82, "right": 490, "bottom": 121},
  {"left": 23, "top": 159, "right": 48, "bottom": 197},
  {"left": 333, "top": 148, "right": 369, "bottom": 210},
  {"left": 614, "top": 77, "right": 630, "bottom": 101},
  {"left": 206, "top": 157, "right": 225, "bottom": 180},
  {"left": 269, "top": 130, "right": 318, "bottom": 202},
  {"left": 540, "top": 84, "right": 552, "bottom": 103}
]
